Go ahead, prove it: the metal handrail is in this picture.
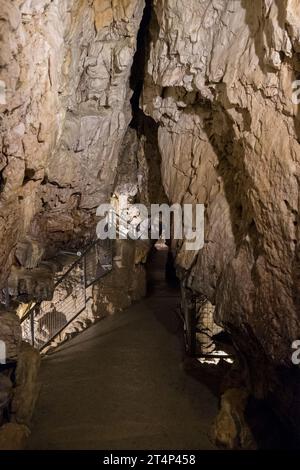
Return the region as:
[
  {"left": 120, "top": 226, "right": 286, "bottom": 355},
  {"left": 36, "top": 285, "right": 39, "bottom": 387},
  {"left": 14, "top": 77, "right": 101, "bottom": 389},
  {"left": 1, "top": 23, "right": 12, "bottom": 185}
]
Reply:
[
  {"left": 20, "top": 239, "right": 101, "bottom": 325},
  {"left": 20, "top": 212, "right": 152, "bottom": 352},
  {"left": 20, "top": 238, "right": 113, "bottom": 351}
]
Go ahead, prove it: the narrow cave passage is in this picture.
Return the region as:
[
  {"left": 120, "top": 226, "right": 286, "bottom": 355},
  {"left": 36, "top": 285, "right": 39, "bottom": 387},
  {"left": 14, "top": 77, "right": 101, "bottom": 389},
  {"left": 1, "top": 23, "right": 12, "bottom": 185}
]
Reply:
[{"left": 26, "top": 246, "right": 218, "bottom": 450}]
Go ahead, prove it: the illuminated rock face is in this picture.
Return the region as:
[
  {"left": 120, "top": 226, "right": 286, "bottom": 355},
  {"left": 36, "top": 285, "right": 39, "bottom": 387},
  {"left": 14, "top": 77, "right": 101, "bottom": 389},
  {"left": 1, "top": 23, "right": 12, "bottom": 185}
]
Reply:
[
  {"left": 141, "top": 0, "right": 300, "bottom": 437},
  {"left": 0, "top": 0, "right": 145, "bottom": 285}
]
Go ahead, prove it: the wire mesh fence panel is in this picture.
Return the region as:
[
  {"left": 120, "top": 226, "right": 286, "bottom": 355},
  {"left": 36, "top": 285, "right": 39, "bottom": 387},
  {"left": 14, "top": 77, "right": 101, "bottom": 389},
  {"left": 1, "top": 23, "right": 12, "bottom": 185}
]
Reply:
[
  {"left": 195, "top": 299, "right": 223, "bottom": 356},
  {"left": 22, "top": 259, "right": 85, "bottom": 350},
  {"left": 20, "top": 239, "right": 113, "bottom": 351},
  {"left": 21, "top": 315, "right": 33, "bottom": 345},
  {"left": 85, "top": 239, "right": 112, "bottom": 288},
  {"left": 38, "top": 259, "right": 85, "bottom": 350}
]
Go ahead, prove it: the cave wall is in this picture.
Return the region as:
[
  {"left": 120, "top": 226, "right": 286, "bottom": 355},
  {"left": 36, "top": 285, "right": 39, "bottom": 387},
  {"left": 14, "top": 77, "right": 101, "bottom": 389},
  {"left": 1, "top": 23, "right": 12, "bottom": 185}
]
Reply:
[
  {"left": 141, "top": 0, "right": 300, "bottom": 435},
  {"left": 0, "top": 0, "right": 145, "bottom": 287}
]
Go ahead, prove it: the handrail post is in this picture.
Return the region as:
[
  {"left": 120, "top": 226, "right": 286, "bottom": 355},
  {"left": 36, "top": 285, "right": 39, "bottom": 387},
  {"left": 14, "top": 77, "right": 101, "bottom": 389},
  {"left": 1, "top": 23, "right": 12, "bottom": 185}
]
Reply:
[
  {"left": 83, "top": 254, "right": 87, "bottom": 303},
  {"left": 30, "top": 309, "right": 35, "bottom": 347}
]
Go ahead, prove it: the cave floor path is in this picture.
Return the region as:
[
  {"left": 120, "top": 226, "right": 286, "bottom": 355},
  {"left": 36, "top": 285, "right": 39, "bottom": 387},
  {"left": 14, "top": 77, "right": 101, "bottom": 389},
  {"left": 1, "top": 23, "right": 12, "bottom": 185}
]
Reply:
[{"left": 27, "top": 249, "right": 218, "bottom": 450}]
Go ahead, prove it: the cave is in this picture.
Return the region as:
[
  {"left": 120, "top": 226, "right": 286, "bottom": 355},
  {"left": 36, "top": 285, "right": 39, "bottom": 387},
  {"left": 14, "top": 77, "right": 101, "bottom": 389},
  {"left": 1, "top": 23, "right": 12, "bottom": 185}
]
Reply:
[{"left": 0, "top": 0, "right": 300, "bottom": 459}]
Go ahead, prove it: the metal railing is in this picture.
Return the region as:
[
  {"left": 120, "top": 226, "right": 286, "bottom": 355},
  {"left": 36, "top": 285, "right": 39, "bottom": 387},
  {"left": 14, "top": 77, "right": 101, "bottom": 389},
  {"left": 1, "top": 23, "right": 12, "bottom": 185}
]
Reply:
[
  {"left": 180, "top": 288, "right": 234, "bottom": 362},
  {"left": 21, "top": 238, "right": 113, "bottom": 352},
  {"left": 20, "top": 211, "right": 152, "bottom": 353}
]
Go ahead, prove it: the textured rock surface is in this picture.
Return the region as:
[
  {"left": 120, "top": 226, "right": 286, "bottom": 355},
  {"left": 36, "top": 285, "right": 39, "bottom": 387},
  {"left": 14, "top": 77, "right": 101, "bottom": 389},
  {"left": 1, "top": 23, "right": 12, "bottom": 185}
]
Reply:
[
  {"left": 0, "top": 422, "right": 30, "bottom": 450},
  {"left": 0, "top": 375, "right": 13, "bottom": 424},
  {"left": 0, "top": 0, "right": 145, "bottom": 286},
  {"left": 213, "top": 387, "right": 255, "bottom": 450},
  {"left": 92, "top": 239, "right": 148, "bottom": 316},
  {"left": 0, "top": 310, "right": 21, "bottom": 360},
  {"left": 11, "top": 341, "right": 41, "bottom": 426},
  {"left": 141, "top": 0, "right": 300, "bottom": 438},
  {"left": 8, "top": 264, "right": 55, "bottom": 302}
]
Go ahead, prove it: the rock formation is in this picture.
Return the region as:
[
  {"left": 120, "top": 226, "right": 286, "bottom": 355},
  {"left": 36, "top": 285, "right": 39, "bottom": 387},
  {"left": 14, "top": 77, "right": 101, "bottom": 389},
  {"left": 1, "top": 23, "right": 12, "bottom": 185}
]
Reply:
[
  {"left": 0, "top": 0, "right": 145, "bottom": 286},
  {"left": 140, "top": 0, "right": 300, "bottom": 442}
]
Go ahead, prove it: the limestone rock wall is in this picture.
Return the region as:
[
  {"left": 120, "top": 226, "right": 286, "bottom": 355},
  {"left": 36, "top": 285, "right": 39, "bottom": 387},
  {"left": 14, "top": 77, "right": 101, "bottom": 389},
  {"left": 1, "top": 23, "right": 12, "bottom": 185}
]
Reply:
[
  {"left": 141, "top": 0, "right": 300, "bottom": 432},
  {"left": 0, "top": 0, "right": 145, "bottom": 286}
]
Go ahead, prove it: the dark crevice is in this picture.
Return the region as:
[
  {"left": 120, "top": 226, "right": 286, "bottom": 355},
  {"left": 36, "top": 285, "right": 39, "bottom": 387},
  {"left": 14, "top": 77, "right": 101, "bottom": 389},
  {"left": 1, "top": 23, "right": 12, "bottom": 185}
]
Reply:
[
  {"left": 22, "top": 168, "right": 35, "bottom": 185},
  {"left": 124, "top": 0, "right": 167, "bottom": 207},
  {"left": 129, "top": 0, "right": 152, "bottom": 129}
]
